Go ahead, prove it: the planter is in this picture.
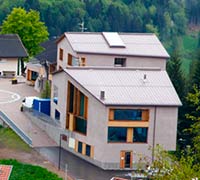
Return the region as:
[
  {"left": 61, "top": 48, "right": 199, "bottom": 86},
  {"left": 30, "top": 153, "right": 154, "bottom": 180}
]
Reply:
[{"left": 11, "top": 79, "right": 18, "bottom": 84}]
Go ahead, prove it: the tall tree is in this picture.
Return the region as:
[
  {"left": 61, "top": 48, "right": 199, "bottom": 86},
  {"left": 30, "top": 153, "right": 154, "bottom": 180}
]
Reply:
[
  {"left": 166, "top": 48, "right": 186, "bottom": 152},
  {"left": 150, "top": 145, "right": 200, "bottom": 179},
  {"left": 1, "top": 7, "right": 49, "bottom": 57},
  {"left": 24, "top": 0, "right": 40, "bottom": 11},
  {"left": 189, "top": 33, "right": 200, "bottom": 89},
  {"left": 167, "top": 50, "right": 186, "bottom": 101},
  {"left": 185, "top": 85, "right": 200, "bottom": 164}
]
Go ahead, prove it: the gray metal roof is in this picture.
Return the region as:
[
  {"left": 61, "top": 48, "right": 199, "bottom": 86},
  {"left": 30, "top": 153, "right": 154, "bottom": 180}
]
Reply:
[
  {"left": 35, "top": 38, "right": 57, "bottom": 64},
  {"left": 64, "top": 67, "right": 181, "bottom": 106},
  {"left": 0, "top": 34, "right": 28, "bottom": 58},
  {"left": 64, "top": 32, "right": 169, "bottom": 58}
]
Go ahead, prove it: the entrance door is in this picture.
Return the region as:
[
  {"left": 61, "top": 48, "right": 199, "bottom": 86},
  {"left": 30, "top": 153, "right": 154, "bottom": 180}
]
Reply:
[{"left": 120, "top": 151, "right": 133, "bottom": 169}]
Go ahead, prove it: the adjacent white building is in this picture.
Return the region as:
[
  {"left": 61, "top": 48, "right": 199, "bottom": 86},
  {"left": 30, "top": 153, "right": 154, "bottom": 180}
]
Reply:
[{"left": 0, "top": 34, "right": 28, "bottom": 77}]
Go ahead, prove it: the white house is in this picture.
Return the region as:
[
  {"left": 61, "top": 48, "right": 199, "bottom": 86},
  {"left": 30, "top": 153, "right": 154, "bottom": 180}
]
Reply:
[{"left": 0, "top": 34, "right": 28, "bottom": 77}]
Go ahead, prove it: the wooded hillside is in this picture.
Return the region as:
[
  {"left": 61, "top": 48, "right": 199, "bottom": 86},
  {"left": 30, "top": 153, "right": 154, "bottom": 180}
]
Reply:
[{"left": 0, "top": 0, "right": 199, "bottom": 39}]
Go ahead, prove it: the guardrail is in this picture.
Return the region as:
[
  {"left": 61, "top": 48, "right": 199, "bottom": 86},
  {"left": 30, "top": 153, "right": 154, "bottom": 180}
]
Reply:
[
  {"left": 31, "top": 109, "right": 61, "bottom": 127},
  {"left": 0, "top": 111, "right": 32, "bottom": 146}
]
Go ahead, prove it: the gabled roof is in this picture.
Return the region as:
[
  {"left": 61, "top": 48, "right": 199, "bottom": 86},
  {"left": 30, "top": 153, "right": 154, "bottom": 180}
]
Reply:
[
  {"left": 0, "top": 34, "right": 28, "bottom": 58},
  {"left": 59, "top": 32, "right": 169, "bottom": 58},
  {"left": 35, "top": 38, "right": 57, "bottom": 64},
  {"left": 64, "top": 67, "right": 181, "bottom": 106}
]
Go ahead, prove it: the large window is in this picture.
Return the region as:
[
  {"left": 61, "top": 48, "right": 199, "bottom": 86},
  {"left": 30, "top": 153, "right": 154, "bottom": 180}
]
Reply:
[
  {"left": 133, "top": 128, "right": 148, "bottom": 143},
  {"left": 114, "top": 109, "right": 142, "bottom": 121},
  {"left": 75, "top": 117, "right": 87, "bottom": 135},
  {"left": 108, "top": 127, "right": 127, "bottom": 142},
  {"left": 67, "top": 82, "right": 88, "bottom": 118},
  {"left": 80, "top": 92, "right": 85, "bottom": 116},
  {"left": 109, "top": 109, "right": 149, "bottom": 121},
  {"left": 67, "top": 82, "right": 88, "bottom": 135},
  {"left": 114, "top": 58, "right": 126, "bottom": 67},
  {"left": 69, "top": 83, "right": 74, "bottom": 113}
]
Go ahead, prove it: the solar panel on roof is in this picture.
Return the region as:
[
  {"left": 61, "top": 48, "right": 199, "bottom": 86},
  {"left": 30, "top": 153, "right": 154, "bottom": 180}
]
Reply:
[{"left": 102, "top": 32, "right": 126, "bottom": 48}]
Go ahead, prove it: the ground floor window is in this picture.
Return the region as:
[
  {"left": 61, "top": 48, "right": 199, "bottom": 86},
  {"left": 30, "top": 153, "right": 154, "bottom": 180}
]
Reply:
[
  {"left": 75, "top": 140, "right": 94, "bottom": 158},
  {"left": 78, "top": 141, "right": 82, "bottom": 153},
  {"left": 86, "top": 144, "right": 91, "bottom": 157},
  {"left": 133, "top": 127, "right": 148, "bottom": 143},
  {"left": 108, "top": 127, "right": 127, "bottom": 142},
  {"left": 55, "top": 109, "right": 60, "bottom": 120}
]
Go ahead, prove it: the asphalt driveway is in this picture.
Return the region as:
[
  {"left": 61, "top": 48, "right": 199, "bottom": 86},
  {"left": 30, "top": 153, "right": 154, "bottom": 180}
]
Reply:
[{"left": 0, "top": 77, "right": 56, "bottom": 147}]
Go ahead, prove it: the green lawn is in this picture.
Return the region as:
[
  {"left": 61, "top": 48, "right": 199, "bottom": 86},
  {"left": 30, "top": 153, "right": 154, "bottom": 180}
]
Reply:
[
  {"left": 0, "top": 126, "right": 30, "bottom": 152},
  {"left": 0, "top": 159, "right": 62, "bottom": 180},
  {"left": 0, "top": 126, "right": 63, "bottom": 179},
  {"left": 164, "top": 33, "right": 198, "bottom": 75},
  {"left": 181, "top": 34, "right": 198, "bottom": 75},
  {"left": 182, "top": 34, "right": 198, "bottom": 52}
]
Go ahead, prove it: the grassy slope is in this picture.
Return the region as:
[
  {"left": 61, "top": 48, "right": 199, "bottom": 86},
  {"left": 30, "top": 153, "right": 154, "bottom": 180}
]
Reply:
[
  {"left": 0, "top": 126, "right": 30, "bottom": 152},
  {"left": 0, "top": 126, "right": 63, "bottom": 179},
  {"left": 0, "top": 159, "right": 62, "bottom": 180}
]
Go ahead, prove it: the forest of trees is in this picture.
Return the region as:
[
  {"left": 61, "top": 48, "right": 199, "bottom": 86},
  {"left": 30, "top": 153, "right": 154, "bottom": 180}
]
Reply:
[{"left": 0, "top": 0, "right": 199, "bottom": 39}]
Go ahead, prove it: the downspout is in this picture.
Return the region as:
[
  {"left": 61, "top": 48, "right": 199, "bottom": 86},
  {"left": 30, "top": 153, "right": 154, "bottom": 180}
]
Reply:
[
  {"left": 152, "top": 106, "right": 157, "bottom": 163},
  {"left": 17, "top": 58, "right": 20, "bottom": 75}
]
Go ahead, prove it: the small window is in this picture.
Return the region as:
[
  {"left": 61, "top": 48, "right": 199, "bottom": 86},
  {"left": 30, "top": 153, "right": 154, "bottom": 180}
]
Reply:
[
  {"left": 80, "top": 57, "right": 86, "bottom": 66},
  {"left": 55, "top": 109, "right": 60, "bottom": 120},
  {"left": 86, "top": 144, "right": 91, "bottom": 157},
  {"left": 72, "top": 57, "right": 79, "bottom": 66},
  {"left": 108, "top": 127, "right": 127, "bottom": 142},
  {"left": 53, "top": 85, "right": 58, "bottom": 104},
  {"left": 114, "top": 58, "right": 126, "bottom": 67},
  {"left": 68, "top": 54, "right": 72, "bottom": 65},
  {"left": 78, "top": 141, "right": 82, "bottom": 153},
  {"left": 133, "top": 128, "right": 148, "bottom": 143},
  {"left": 31, "top": 71, "right": 38, "bottom": 81},
  {"left": 59, "top": 48, "right": 63, "bottom": 60}
]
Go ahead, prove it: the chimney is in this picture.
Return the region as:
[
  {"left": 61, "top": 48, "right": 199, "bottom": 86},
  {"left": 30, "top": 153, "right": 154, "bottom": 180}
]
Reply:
[
  {"left": 144, "top": 74, "right": 147, "bottom": 80},
  {"left": 143, "top": 74, "right": 147, "bottom": 83},
  {"left": 100, "top": 91, "right": 105, "bottom": 100}
]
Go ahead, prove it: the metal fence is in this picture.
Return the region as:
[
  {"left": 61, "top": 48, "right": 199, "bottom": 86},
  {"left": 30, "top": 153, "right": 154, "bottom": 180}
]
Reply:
[{"left": 0, "top": 111, "right": 32, "bottom": 146}]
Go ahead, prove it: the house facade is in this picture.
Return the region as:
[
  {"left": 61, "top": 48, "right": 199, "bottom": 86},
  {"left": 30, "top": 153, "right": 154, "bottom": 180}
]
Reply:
[
  {"left": 56, "top": 32, "right": 168, "bottom": 69},
  {"left": 49, "top": 32, "right": 181, "bottom": 170},
  {"left": 0, "top": 34, "right": 28, "bottom": 77}
]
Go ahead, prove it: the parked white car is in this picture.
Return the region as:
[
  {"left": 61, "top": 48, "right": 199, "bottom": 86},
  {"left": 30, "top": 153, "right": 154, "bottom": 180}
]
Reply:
[{"left": 21, "top": 96, "right": 38, "bottom": 111}]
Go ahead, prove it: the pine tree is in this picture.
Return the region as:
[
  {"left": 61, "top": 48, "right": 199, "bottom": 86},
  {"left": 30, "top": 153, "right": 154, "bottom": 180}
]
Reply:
[{"left": 167, "top": 50, "right": 186, "bottom": 101}]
